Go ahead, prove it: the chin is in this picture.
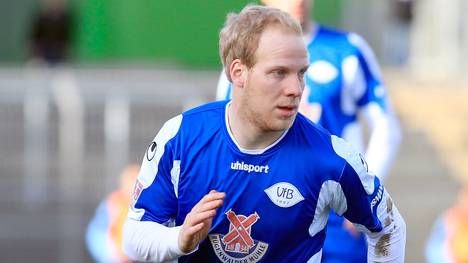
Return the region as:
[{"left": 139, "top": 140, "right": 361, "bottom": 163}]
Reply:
[{"left": 269, "top": 118, "right": 296, "bottom": 131}]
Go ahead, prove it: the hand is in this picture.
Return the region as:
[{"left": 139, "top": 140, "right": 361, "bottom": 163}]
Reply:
[{"left": 178, "top": 190, "right": 226, "bottom": 254}]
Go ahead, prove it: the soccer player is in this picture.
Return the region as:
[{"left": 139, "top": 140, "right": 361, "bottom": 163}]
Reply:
[
  {"left": 216, "top": 1, "right": 402, "bottom": 262},
  {"left": 123, "top": 5, "right": 406, "bottom": 263}
]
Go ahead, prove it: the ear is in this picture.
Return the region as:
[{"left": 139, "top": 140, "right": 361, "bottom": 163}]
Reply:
[{"left": 229, "top": 59, "right": 246, "bottom": 88}]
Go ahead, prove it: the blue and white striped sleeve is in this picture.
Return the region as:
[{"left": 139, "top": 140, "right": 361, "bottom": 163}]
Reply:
[
  {"left": 348, "top": 33, "right": 402, "bottom": 181},
  {"left": 331, "top": 135, "right": 406, "bottom": 262},
  {"left": 123, "top": 115, "right": 191, "bottom": 262}
]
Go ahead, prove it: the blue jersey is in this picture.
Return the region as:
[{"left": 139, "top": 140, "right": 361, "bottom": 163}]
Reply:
[
  {"left": 129, "top": 101, "right": 388, "bottom": 263},
  {"left": 302, "top": 25, "right": 387, "bottom": 137}
]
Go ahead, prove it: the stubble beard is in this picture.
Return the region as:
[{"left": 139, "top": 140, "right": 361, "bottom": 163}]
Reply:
[{"left": 242, "top": 94, "right": 294, "bottom": 133}]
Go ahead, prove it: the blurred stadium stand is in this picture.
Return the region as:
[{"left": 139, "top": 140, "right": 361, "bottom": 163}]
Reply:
[{"left": 0, "top": 68, "right": 217, "bottom": 262}]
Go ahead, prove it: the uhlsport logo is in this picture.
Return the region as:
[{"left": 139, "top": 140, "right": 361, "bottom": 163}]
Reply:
[
  {"left": 209, "top": 209, "right": 269, "bottom": 263},
  {"left": 146, "top": 141, "right": 157, "bottom": 161},
  {"left": 230, "top": 161, "right": 269, "bottom": 174}
]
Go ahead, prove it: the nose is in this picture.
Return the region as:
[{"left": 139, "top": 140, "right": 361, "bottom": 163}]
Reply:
[{"left": 284, "top": 75, "right": 304, "bottom": 98}]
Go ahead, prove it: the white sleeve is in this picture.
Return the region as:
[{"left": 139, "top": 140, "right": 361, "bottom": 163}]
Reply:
[
  {"left": 122, "top": 218, "right": 195, "bottom": 262},
  {"left": 361, "top": 100, "right": 402, "bottom": 181},
  {"left": 215, "top": 70, "right": 231, "bottom": 101},
  {"left": 365, "top": 190, "right": 407, "bottom": 262}
]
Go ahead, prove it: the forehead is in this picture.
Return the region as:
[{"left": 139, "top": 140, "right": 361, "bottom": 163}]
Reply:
[
  {"left": 261, "top": 0, "right": 312, "bottom": 8},
  {"left": 254, "top": 26, "right": 308, "bottom": 68}
]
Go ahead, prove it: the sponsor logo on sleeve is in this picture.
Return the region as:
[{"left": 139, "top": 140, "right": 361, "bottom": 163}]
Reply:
[
  {"left": 359, "top": 153, "right": 368, "bottom": 172},
  {"left": 146, "top": 141, "right": 157, "bottom": 161},
  {"left": 209, "top": 210, "right": 269, "bottom": 263},
  {"left": 370, "top": 185, "right": 384, "bottom": 210},
  {"left": 131, "top": 180, "right": 144, "bottom": 207},
  {"left": 264, "top": 182, "right": 305, "bottom": 208}
]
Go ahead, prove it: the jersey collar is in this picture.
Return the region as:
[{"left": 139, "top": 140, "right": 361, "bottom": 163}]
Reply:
[{"left": 224, "top": 101, "right": 289, "bottom": 155}]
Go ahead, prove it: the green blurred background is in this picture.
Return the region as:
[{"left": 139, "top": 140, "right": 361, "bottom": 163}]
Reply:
[{"left": 0, "top": 0, "right": 341, "bottom": 67}]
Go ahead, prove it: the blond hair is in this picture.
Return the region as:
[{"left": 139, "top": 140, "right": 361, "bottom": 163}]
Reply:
[{"left": 219, "top": 4, "right": 302, "bottom": 81}]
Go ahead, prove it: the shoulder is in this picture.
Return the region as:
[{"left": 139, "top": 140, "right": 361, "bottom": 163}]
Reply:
[
  {"left": 176, "top": 100, "right": 227, "bottom": 144},
  {"left": 294, "top": 113, "right": 333, "bottom": 143},
  {"left": 150, "top": 101, "right": 227, "bottom": 153},
  {"left": 314, "top": 25, "right": 352, "bottom": 48},
  {"left": 293, "top": 114, "right": 344, "bottom": 159},
  {"left": 291, "top": 115, "right": 352, "bottom": 181},
  {"left": 294, "top": 114, "right": 367, "bottom": 170},
  {"left": 182, "top": 100, "right": 227, "bottom": 122},
  {"left": 183, "top": 100, "right": 227, "bottom": 115},
  {"left": 315, "top": 25, "right": 371, "bottom": 55}
]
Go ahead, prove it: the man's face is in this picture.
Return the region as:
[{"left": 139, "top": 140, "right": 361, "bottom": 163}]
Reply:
[
  {"left": 261, "top": 0, "right": 312, "bottom": 26},
  {"left": 240, "top": 26, "right": 308, "bottom": 132}
]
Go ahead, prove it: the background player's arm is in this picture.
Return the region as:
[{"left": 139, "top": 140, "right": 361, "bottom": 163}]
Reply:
[
  {"left": 350, "top": 33, "right": 402, "bottom": 181},
  {"left": 330, "top": 135, "right": 406, "bottom": 262},
  {"left": 361, "top": 99, "right": 401, "bottom": 181},
  {"left": 215, "top": 70, "right": 232, "bottom": 101}
]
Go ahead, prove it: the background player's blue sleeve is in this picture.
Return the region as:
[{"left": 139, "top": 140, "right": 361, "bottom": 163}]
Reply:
[
  {"left": 348, "top": 33, "right": 387, "bottom": 111},
  {"left": 347, "top": 32, "right": 402, "bottom": 182},
  {"left": 86, "top": 200, "right": 111, "bottom": 263}
]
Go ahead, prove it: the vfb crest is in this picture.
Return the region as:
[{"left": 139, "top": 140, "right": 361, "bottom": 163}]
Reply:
[{"left": 209, "top": 210, "right": 269, "bottom": 263}]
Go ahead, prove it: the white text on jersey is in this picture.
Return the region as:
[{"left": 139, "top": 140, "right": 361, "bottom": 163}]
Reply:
[{"left": 230, "top": 161, "right": 269, "bottom": 174}]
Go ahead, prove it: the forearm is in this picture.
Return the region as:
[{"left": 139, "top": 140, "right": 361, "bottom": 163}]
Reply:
[
  {"left": 122, "top": 218, "right": 187, "bottom": 262},
  {"left": 365, "top": 191, "right": 406, "bottom": 262},
  {"left": 363, "top": 103, "right": 402, "bottom": 180}
]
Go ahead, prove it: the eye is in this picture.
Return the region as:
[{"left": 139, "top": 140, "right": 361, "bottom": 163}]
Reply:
[
  {"left": 272, "top": 69, "right": 286, "bottom": 78},
  {"left": 298, "top": 68, "right": 308, "bottom": 78}
]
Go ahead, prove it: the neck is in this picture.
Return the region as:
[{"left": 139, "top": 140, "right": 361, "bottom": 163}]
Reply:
[{"left": 227, "top": 101, "right": 285, "bottom": 150}]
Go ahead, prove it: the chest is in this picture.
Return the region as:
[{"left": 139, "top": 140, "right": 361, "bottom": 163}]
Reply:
[{"left": 178, "top": 148, "right": 325, "bottom": 232}]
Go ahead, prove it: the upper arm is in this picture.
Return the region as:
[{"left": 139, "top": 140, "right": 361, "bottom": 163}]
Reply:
[
  {"left": 330, "top": 135, "right": 385, "bottom": 231},
  {"left": 129, "top": 115, "right": 183, "bottom": 224},
  {"left": 215, "top": 70, "right": 232, "bottom": 101},
  {"left": 347, "top": 33, "right": 388, "bottom": 112}
]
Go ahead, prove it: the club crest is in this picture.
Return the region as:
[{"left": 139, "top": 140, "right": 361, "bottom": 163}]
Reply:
[
  {"left": 264, "top": 182, "right": 304, "bottom": 208},
  {"left": 209, "top": 210, "right": 269, "bottom": 262}
]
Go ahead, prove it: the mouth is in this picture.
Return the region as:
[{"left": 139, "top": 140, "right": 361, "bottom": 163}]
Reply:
[{"left": 276, "top": 105, "right": 298, "bottom": 118}]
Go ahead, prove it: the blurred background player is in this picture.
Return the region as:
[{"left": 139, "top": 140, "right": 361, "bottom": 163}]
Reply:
[
  {"left": 28, "top": 0, "right": 72, "bottom": 66},
  {"left": 425, "top": 187, "right": 468, "bottom": 263},
  {"left": 216, "top": 0, "right": 402, "bottom": 262},
  {"left": 85, "top": 164, "right": 139, "bottom": 263}
]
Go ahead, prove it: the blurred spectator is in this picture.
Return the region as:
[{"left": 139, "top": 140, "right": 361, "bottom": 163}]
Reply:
[
  {"left": 392, "top": 0, "right": 414, "bottom": 23},
  {"left": 426, "top": 187, "right": 468, "bottom": 263},
  {"left": 383, "top": 0, "right": 414, "bottom": 65},
  {"left": 86, "top": 165, "right": 139, "bottom": 263},
  {"left": 28, "top": 0, "right": 72, "bottom": 66}
]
